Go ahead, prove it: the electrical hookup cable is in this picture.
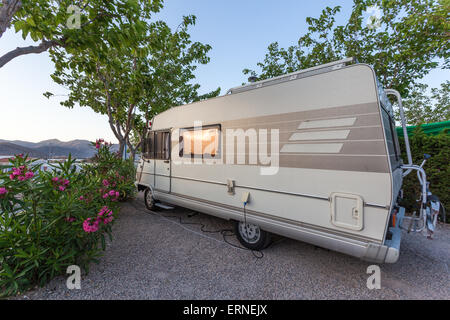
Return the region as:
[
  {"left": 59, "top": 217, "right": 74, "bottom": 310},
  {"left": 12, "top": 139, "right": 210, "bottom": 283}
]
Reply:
[{"left": 134, "top": 201, "right": 269, "bottom": 259}]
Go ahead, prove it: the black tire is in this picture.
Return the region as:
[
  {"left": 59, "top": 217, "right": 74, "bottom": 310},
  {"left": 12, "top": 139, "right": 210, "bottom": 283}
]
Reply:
[
  {"left": 144, "top": 187, "right": 158, "bottom": 211},
  {"left": 234, "top": 220, "right": 271, "bottom": 251}
]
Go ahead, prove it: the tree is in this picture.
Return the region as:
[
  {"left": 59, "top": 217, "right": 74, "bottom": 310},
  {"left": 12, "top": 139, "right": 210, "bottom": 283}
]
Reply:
[
  {"left": 243, "top": 0, "right": 448, "bottom": 97},
  {"left": 47, "top": 15, "right": 220, "bottom": 160},
  {"left": 0, "top": 0, "right": 163, "bottom": 68},
  {"left": 398, "top": 81, "right": 449, "bottom": 125},
  {"left": 431, "top": 81, "right": 450, "bottom": 121}
]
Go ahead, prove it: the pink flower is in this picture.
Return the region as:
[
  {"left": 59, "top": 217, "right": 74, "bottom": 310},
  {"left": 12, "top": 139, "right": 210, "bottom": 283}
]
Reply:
[
  {"left": 79, "top": 196, "right": 84, "bottom": 200},
  {"left": 0, "top": 187, "right": 8, "bottom": 195},
  {"left": 102, "top": 179, "right": 109, "bottom": 186},
  {"left": 103, "top": 193, "right": 109, "bottom": 199},
  {"left": 10, "top": 166, "right": 34, "bottom": 181},
  {"left": 52, "top": 177, "right": 59, "bottom": 182},
  {"left": 103, "top": 216, "right": 113, "bottom": 225},
  {"left": 115, "top": 191, "right": 120, "bottom": 198},
  {"left": 83, "top": 218, "right": 99, "bottom": 233},
  {"left": 58, "top": 186, "right": 66, "bottom": 191},
  {"left": 97, "top": 206, "right": 113, "bottom": 225},
  {"left": 98, "top": 206, "right": 110, "bottom": 216},
  {"left": 109, "top": 190, "right": 116, "bottom": 196},
  {"left": 65, "top": 217, "right": 76, "bottom": 222},
  {"left": 95, "top": 138, "right": 105, "bottom": 149},
  {"left": 25, "top": 171, "right": 34, "bottom": 179},
  {"left": 63, "top": 179, "right": 70, "bottom": 186}
]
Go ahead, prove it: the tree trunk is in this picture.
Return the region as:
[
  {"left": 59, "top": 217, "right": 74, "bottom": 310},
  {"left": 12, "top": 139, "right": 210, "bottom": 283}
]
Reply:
[
  {"left": 0, "top": 0, "right": 22, "bottom": 39},
  {"left": 126, "top": 138, "right": 141, "bottom": 162},
  {"left": 117, "top": 140, "right": 125, "bottom": 159}
]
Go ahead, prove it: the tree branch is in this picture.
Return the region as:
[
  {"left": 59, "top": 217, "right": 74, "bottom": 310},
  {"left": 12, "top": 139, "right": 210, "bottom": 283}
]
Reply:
[{"left": 0, "top": 39, "right": 56, "bottom": 68}]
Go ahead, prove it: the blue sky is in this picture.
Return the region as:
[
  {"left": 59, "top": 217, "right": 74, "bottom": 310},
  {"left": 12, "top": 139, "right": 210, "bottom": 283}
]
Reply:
[{"left": 0, "top": 0, "right": 447, "bottom": 143}]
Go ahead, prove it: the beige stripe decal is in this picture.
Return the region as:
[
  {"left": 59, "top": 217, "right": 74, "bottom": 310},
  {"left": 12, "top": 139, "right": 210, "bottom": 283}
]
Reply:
[
  {"left": 298, "top": 117, "right": 356, "bottom": 129},
  {"left": 178, "top": 102, "right": 390, "bottom": 173},
  {"left": 289, "top": 130, "right": 350, "bottom": 141},
  {"left": 281, "top": 143, "right": 343, "bottom": 153}
]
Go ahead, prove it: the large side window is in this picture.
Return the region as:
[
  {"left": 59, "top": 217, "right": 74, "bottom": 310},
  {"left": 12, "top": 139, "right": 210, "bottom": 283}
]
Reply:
[{"left": 179, "top": 125, "right": 220, "bottom": 158}]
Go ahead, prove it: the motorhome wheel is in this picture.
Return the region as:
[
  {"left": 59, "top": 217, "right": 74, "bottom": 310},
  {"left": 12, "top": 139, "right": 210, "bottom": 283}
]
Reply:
[
  {"left": 235, "top": 221, "right": 271, "bottom": 250},
  {"left": 144, "top": 188, "right": 157, "bottom": 211}
]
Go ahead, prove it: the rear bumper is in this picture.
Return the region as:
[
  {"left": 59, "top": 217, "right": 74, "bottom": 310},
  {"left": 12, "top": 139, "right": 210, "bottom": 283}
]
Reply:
[
  {"left": 385, "top": 206, "right": 405, "bottom": 263},
  {"left": 364, "top": 207, "right": 404, "bottom": 263}
]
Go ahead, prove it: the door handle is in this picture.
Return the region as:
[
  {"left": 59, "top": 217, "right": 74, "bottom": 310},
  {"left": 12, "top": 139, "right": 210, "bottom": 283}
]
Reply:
[{"left": 164, "top": 160, "right": 170, "bottom": 164}]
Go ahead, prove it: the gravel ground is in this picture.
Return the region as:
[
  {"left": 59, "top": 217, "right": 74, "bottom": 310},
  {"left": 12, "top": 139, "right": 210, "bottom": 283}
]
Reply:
[{"left": 14, "top": 193, "right": 450, "bottom": 300}]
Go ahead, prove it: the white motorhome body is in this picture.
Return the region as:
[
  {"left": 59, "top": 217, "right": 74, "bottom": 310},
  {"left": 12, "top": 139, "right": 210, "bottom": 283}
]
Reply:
[{"left": 136, "top": 59, "right": 409, "bottom": 263}]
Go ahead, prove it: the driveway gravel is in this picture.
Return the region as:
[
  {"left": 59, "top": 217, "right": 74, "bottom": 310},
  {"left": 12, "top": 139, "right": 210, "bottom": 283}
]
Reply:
[{"left": 15, "top": 193, "right": 450, "bottom": 300}]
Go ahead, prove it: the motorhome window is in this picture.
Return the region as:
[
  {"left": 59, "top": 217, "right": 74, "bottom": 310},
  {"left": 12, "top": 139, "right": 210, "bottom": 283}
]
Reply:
[
  {"left": 381, "top": 108, "right": 400, "bottom": 168},
  {"left": 141, "top": 137, "right": 147, "bottom": 155},
  {"left": 143, "top": 132, "right": 155, "bottom": 159},
  {"left": 155, "top": 131, "right": 170, "bottom": 160},
  {"left": 180, "top": 126, "right": 220, "bottom": 158},
  {"left": 389, "top": 117, "right": 401, "bottom": 161}
]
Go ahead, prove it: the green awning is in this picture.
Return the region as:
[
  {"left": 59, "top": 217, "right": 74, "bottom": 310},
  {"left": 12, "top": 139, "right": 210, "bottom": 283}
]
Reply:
[{"left": 396, "top": 120, "right": 450, "bottom": 137}]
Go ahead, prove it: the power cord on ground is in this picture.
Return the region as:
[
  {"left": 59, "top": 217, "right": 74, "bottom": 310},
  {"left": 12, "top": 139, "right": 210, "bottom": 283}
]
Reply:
[{"left": 132, "top": 201, "right": 266, "bottom": 259}]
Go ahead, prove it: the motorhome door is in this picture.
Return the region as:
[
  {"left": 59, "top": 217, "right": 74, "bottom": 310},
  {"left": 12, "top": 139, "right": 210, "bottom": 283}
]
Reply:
[{"left": 154, "top": 130, "right": 171, "bottom": 193}]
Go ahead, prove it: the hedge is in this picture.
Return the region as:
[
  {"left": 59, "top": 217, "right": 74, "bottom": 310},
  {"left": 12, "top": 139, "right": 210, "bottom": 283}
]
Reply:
[
  {"left": 0, "top": 141, "right": 136, "bottom": 297},
  {"left": 397, "top": 127, "right": 449, "bottom": 222}
]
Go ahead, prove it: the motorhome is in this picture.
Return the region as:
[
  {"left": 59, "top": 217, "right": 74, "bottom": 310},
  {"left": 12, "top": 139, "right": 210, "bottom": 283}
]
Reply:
[{"left": 136, "top": 58, "right": 440, "bottom": 263}]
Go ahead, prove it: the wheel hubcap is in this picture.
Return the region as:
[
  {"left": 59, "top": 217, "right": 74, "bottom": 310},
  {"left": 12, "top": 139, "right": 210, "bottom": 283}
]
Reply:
[
  {"left": 239, "top": 222, "right": 261, "bottom": 244},
  {"left": 146, "top": 189, "right": 154, "bottom": 207}
]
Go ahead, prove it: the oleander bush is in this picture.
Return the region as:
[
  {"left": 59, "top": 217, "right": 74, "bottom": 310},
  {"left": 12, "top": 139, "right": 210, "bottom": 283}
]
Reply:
[
  {"left": 0, "top": 140, "right": 136, "bottom": 297},
  {"left": 398, "top": 127, "right": 449, "bottom": 222}
]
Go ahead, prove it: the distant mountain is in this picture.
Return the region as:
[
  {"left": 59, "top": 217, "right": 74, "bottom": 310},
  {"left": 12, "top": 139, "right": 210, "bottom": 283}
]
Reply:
[
  {"left": 0, "top": 139, "right": 119, "bottom": 159},
  {"left": 0, "top": 142, "right": 46, "bottom": 158}
]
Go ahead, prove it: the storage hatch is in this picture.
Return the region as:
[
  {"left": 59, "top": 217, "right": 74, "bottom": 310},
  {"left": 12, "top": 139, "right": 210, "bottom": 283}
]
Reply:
[{"left": 330, "top": 193, "right": 364, "bottom": 231}]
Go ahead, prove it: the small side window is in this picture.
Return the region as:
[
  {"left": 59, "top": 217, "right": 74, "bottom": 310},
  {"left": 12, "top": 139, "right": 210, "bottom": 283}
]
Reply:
[
  {"left": 143, "top": 132, "right": 155, "bottom": 159},
  {"left": 388, "top": 118, "right": 400, "bottom": 161},
  {"left": 155, "top": 131, "right": 170, "bottom": 160},
  {"left": 381, "top": 107, "right": 400, "bottom": 169}
]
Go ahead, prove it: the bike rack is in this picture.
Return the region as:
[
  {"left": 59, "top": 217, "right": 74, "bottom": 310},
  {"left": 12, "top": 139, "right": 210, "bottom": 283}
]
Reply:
[{"left": 384, "top": 89, "right": 437, "bottom": 234}]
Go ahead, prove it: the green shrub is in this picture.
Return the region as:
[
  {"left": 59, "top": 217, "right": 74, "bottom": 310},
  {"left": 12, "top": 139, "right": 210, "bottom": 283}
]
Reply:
[
  {"left": 0, "top": 140, "right": 136, "bottom": 297},
  {"left": 398, "top": 127, "right": 449, "bottom": 222}
]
